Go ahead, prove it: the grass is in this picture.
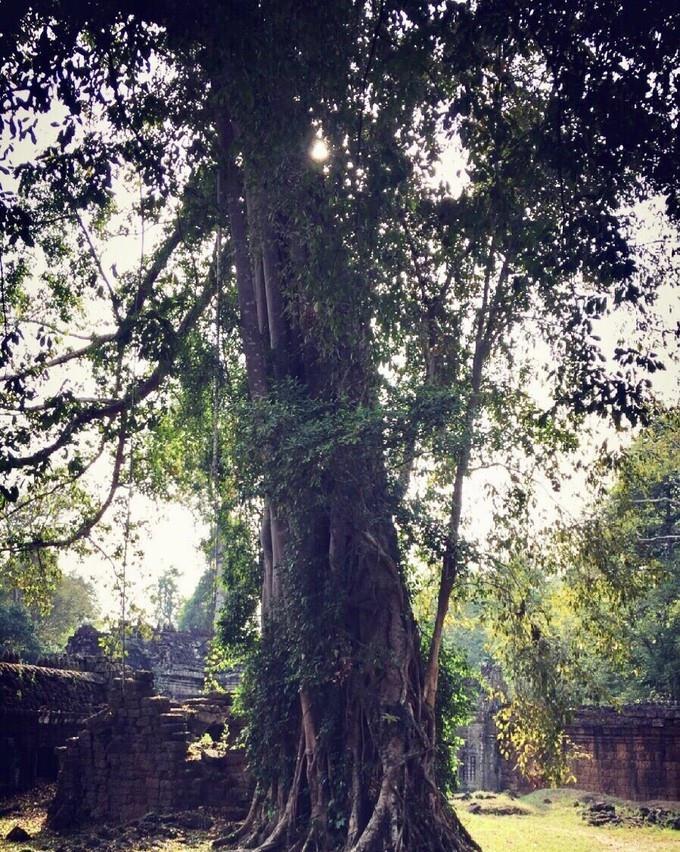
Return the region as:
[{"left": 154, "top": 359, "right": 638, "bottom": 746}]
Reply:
[{"left": 455, "top": 788, "right": 680, "bottom": 852}]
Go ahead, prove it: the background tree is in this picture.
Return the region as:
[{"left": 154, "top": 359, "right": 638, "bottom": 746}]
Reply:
[
  {"left": 0, "top": 3, "right": 678, "bottom": 850},
  {"left": 178, "top": 569, "right": 214, "bottom": 633},
  {"left": 0, "top": 571, "right": 98, "bottom": 659},
  {"left": 34, "top": 572, "right": 99, "bottom": 651},
  {"left": 436, "top": 410, "right": 679, "bottom": 784},
  {"left": 0, "top": 591, "right": 43, "bottom": 660},
  {"left": 560, "top": 409, "right": 680, "bottom": 702},
  {"left": 149, "top": 566, "right": 182, "bottom": 629}
]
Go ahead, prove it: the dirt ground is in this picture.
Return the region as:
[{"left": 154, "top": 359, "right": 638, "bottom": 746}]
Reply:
[{"left": 0, "top": 785, "right": 229, "bottom": 851}]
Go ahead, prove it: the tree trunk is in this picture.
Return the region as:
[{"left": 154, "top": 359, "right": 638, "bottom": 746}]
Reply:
[
  {"left": 217, "top": 104, "right": 479, "bottom": 851},
  {"left": 424, "top": 252, "right": 509, "bottom": 713}
]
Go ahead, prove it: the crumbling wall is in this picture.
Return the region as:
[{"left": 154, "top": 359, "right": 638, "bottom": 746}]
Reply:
[
  {"left": 48, "top": 672, "right": 250, "bottom": 828},
  {"left": 0, "top": 663, "right": 106, "bottom": 795},
  {"left": 567, "top": 704, "right": 680, "bottom": 801}
]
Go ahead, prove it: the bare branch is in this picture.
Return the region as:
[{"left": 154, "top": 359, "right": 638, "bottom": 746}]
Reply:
[
  {"left": 75, "top": 209, "right": 122, "bottom": 322},
  {"left": 14, "top": 318, "right": 111, "bottom": 341},
  {"left": 0, "top": 340, "right": 118, "bottom": 384},
  {"left": 0, "top": 396, "right": 118, "bottom": 414},
  {"left": 637, "top": 534, "right": 680, "bottom": 543}
]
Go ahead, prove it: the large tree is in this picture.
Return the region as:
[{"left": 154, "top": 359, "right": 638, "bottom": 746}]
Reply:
[{"left": 1, "top": 2, "right": 678, "bottom": 849}]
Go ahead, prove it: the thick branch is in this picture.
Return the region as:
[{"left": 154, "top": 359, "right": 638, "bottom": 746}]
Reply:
[
  {"left": 1, "top": 261, "right": 218, "bottom": 475},
  {"left": 5, "top": 417, "right": 128, "bottom": 552},
  {"left": 0, "top": 218, "right": 184, "bottom": 385}
]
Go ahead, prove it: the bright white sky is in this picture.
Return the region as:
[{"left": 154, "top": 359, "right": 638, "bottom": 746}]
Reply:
[{"left": 63, "top": 499, "right": 209, "bottom": 619}]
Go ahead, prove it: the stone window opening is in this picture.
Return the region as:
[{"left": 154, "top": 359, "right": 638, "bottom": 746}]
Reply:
[{"left": 466, "top": 751, "right": 477, "bottom": 785}]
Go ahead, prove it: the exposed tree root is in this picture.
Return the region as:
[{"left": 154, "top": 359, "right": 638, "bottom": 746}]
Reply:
[{"left": 226, "top": 727, "right": 479, "bottom": 852}]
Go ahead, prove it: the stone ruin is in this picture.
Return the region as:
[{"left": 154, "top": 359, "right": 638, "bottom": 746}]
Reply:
[
  {"left": 456, "top": 697, "right": 512, "bottom": 793},
  {"left": 63, "top": 624, "right": 239, "bottom": 700},
  {"left": 0, "top": 637, "right": 251, "bottom": 830},
  {"left": 0, "top": 662, "right": 106, "bottom": 796},
  {"left": 457, "top": 699, "right": 680, "bottom": 801},
  {"left": 4, "top": 624, "right": 679, "bottom": 830},
  {"left": 579, "top": 798, "right": 680, "bottom": 830},
  {"left": 48, "top": 670, "right": 250, "bottom": 828}
]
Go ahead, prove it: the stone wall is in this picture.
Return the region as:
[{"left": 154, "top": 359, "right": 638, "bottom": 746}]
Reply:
[
  {"left": 48, "top": 671, "right": 250, "bottom": 828},
  {"left": 457, "top": 701, "right": 680, "bottom": 801},
  {"left": 0, "top": 663, "right": 106, "bottom": 796},
  {"left": 567, "top": 704, "right": 680, "bottom": 801}
]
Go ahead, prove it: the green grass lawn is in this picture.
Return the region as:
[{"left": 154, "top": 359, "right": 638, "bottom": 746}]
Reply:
[{"left": 455, "top": 788, "right": 680, "bottom": 852}]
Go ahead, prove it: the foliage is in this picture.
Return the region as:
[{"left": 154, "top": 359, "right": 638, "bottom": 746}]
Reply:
[
  {"left": 33, "top": 572, "right": 99, "bottom": 652},
  {"left": 188, "top": 729, "right": 230, "bottom": 759},
  {"left": 444, "top": 411, "right": 680, "bottom": 785},
  {"left": 237, "top": 620, "right": 308, "bottom": 795},
  {"left": 216, "top": 514, "right": 261, "bottom": 655},
  {"left": 0, "top": 549, "right": 60, "bottom": 614},
  {"left": 178, "top": 569, "right": 214, "bottom": 633},
  {"left": 559, "top": 409, "right": 680, "bottom": 702},
  {"left": 149, "top": 566, "right": 182, "bottom": 628},
  {"left": 0, "top": 571, "right": 98, "bottom": 660},
  {"left": 427, "top": 636, "right": 477, "bottom": 795},
  {"left": 0, "top": 594, "right": 43, "bottom": 661},
  {"left": 480, "top": 551, "right": 583, "bottom": 786},
  {"left": 203, "top": 635, "right": 236, "bottom": 693},
  {"left": 494, "top": 698, "right": 575, "bottom": 788},
  {"left": 442, "top": 601, "right": 494, "bottom": 673}
]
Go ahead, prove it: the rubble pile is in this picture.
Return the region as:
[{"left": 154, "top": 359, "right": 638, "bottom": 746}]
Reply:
[{"left": 579, "top": 799, "right": 680, "bottom": 830}]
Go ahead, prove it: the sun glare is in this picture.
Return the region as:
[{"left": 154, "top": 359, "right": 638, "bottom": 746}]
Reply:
[{"left": 310, "top": 137, "right": 330, "bottom": 163}]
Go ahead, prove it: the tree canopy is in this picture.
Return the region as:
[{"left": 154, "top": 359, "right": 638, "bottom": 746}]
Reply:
[
  {"left": 0, "top": 570, "right": 98, "bottom": 659},
  {"left": 1, "top": 2, "right": 678, "bottom": 850},
  {"left": 563, "top": 409, "right": 680, "bottom": 703}
]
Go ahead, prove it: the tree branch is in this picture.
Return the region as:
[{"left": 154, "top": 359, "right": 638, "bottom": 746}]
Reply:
[
  {"left": 75, "top": 209, "right": 122, "bottom": 322},
  {"left": 5, "top": 416, "right": 129, "bottom": 552},
  {"left": 0, "top": 218, "right": 185, "bottom": 385},
  {"left": 3, "top": 432, "right": 109, "bottom": 520},
  {"left": 637, "top": 534, "right": 680, "bottom": 543},
  {"left": 0, "top": 254, "right": 220, "bottom": 475}
]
